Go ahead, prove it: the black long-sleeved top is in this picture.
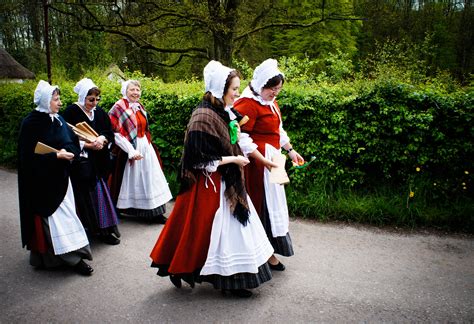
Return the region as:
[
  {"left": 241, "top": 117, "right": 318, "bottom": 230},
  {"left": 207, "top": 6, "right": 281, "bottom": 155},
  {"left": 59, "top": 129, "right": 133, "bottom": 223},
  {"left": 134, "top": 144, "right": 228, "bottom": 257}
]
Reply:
[{"left": 62, "top": 104, "right": 114, "bottom": 179}]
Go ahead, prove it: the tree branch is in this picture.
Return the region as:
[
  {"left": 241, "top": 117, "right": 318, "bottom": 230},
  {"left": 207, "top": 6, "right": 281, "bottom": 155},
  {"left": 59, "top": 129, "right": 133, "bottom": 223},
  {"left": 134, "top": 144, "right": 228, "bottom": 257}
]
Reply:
[
  {"left": 150, "top": 53, "right": 209, "bottom": 68},
  {"left": 234, "top": 14, "right": 366, "bottom": 42},
  {"left": 49, "top": 5, "right": 208, "bottom": 55}
]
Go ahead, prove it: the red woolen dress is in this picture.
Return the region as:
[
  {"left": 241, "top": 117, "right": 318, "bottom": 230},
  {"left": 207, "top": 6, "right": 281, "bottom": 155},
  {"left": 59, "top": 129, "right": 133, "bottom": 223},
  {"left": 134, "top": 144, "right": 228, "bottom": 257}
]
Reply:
[{"left": 234, "top": 94, "right": 295, "bottom": 257}]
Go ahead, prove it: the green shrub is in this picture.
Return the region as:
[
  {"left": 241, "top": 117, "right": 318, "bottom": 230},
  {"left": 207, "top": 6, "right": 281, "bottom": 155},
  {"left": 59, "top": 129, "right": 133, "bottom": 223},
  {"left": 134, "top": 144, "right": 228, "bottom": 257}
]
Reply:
[{"left": 1, "top": 70, "right": 472, "bottom": 231}]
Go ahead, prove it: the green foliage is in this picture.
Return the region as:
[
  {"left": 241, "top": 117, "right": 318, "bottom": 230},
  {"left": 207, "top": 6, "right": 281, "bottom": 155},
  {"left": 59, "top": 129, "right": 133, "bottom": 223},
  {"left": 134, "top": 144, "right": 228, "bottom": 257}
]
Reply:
[
  {"left": 231, "top": 58, "right": 254, "bottom": 80},
  {"left": 1, "top": 58, "right": 472, "bottom": 231},
  {"left": 278, "top": 56, "right": 319, "bottom": 83}
]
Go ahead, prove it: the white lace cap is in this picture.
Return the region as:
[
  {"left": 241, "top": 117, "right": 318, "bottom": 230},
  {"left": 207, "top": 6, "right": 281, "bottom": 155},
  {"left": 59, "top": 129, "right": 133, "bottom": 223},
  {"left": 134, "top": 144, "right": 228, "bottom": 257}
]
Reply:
[
  {"left": 203, "top": 60, "right": 234, "bottom": 99},
  {"left": 34, "top": 80, "right": 59, "bottom": 114},
  {"left": 250, "top": 58, "right": 284, "bottom": 95},
  {"left": 73, "top": 78, "right": 97, "bottom": 106}
]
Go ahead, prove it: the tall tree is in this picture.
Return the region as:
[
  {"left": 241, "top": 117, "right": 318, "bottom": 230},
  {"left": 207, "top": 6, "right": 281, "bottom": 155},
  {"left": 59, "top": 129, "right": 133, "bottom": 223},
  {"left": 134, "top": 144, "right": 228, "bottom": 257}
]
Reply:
[{"left": 46, "top": 0, "right": 363, "bottom": 75}]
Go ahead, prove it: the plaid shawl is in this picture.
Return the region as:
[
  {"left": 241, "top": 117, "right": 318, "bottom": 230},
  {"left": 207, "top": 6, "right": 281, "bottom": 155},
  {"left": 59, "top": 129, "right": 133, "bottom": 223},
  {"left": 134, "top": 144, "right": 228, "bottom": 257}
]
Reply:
[
  {"left": 109, "top": 98, "right": 151, "bottom": 148},
  {"left": 180, "top": 99, "right": 250, "bottom": 225}
]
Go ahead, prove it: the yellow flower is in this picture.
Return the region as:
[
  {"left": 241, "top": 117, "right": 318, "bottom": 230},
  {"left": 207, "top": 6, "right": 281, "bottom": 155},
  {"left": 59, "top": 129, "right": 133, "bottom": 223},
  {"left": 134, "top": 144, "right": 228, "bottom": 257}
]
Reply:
[
  {"left": 463, "top": 186, "right": 467, "bottom": 190},
  {"left": 433, "top": 182, "right": 437, "bottom": 186},
  {"left": 465, "top": 171, "right": 469, "bottom": 175},
  {"left": 462, "top": 182, "right": 466, "bottom": 186},
  {"left": 416, "top": 167, "right": 421, "bottom": 172},
  {"left": 409, "top": 191, "right": 415, "bottom": 198}
]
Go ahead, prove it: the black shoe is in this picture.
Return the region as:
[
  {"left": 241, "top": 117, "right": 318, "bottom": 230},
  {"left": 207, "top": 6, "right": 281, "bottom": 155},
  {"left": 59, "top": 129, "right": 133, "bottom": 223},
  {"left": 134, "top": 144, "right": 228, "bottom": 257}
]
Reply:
[
  {"left": 268, "top": 261, "right": 285, "bottom": 271},
  {"left": 169, "top": 275, "right": 182, "bottom": 288},
  {"left": 73, "top": 260, "right": 93, "bottom": 276},
  {"left": 155, "top": 214, "right": 167, "bottom": 224},
  {"left": 182, "top": 274, "right": 195, "bottom": 288},
  {"left": 222, "top": 289, "right": 253, "bottom": 298},
  {"left": 100, "top": 234, "right": 120, "bottom": 245}
]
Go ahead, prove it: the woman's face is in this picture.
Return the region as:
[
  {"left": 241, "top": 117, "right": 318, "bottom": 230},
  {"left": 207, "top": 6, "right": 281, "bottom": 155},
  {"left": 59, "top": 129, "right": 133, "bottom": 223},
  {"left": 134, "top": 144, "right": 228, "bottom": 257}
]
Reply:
[
  {"left": 126, "top": 84, "right": 141, "bottom": 103},
  {"left": 223, "top": 76, "right": 240, "bottom": 106},
  {"left": 50, "top": 93, "right": 62, "bottom": 114},
  {"left": 84, "top": 95, "right": 100, "bottom": 111},
  {"left": 260, "top": 81, "right": 283, "bottom": 102}
]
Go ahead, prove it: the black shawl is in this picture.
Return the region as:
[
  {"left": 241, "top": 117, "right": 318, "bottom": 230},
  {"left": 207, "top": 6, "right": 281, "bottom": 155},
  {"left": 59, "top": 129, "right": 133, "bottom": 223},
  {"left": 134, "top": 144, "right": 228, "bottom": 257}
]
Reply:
[{"left": 17, "top": 111, "right": 80, "bottom": 248}]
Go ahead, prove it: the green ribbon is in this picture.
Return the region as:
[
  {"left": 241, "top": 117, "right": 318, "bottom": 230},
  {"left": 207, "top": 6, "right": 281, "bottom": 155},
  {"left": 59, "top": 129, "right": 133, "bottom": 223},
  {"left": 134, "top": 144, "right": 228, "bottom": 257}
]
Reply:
[{"left": 229, "top": 120, "right": 239, "bottom": 144}]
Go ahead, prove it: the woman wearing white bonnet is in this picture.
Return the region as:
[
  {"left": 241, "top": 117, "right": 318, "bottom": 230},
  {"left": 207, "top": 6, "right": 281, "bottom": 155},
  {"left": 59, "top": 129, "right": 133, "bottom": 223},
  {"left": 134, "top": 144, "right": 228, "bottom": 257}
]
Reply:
[
  {"left": 150, "top": 60, "right": 274, "bottom": 298},
  {"left": 17, "top": 80, "right": 94, "bottom": 276},
  {"left": 234, "top": 59, "right": 305, "bottom": 271},
  {"left": 108, "top": 80, "right": 172, "bottom": 223},
  {"left": 62, "top": 78, "right": 121, "bottom": 245}
]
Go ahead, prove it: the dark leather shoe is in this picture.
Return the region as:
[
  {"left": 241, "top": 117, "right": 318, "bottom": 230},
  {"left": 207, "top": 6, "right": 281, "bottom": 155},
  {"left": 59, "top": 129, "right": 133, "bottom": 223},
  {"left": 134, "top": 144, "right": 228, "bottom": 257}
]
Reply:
[
  {"left": 74, "top": 260, "right": 93, "bottom": 276},
  {"left": 100, "top": 234, "right": 120, "bottom": 245},
  {"left": 169, "top": 275, "right": 182, "bottom": 288},
  {"left": 222, "top": 289, "right": 253, "bottom": 298},
  {"left": 268, "top": 261, "right": 285, "bottom": 271},
  {"left": 182, "top": 274, "right": 195, "bottom": 288},
  {"left": 155, "top": 214, "right": 167, "bottom": 224}
]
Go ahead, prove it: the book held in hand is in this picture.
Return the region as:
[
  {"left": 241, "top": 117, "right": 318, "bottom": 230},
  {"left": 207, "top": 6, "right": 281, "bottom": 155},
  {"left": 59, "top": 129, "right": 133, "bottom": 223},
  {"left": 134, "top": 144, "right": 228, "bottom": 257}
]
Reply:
[
  {"left": 67, "top": 122, "right": 98, "bottom": 143},
  {"left": 269, "top": 153, "right": 290, "bottom": 185},
  {"left": 34, "top": 142, "right": 59, "bottom": 154}
]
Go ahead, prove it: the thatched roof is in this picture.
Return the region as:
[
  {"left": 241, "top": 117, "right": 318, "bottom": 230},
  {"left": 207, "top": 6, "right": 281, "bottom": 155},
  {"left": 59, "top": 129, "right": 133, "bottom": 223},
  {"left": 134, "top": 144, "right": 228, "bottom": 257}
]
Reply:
[{"left": 0, "top": 48, "right": 35, "bottom": 79}]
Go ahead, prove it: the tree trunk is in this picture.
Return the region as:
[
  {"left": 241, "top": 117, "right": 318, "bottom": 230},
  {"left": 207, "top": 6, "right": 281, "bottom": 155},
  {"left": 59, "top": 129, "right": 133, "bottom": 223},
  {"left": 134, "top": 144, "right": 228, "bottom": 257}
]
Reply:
[{"left": 207, "top": 0, "right": 240, "bottom": 65}]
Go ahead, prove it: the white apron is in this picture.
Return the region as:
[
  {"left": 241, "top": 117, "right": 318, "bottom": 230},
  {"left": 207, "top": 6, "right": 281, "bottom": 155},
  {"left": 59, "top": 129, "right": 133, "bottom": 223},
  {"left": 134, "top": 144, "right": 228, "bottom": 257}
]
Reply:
[
  {"left": 263, "top": 144, "right": 290, "bottom": 237},
  {"left": 117, "top": 136, "right": 172, "bottom": 209},
  {"left": 200, "top": 181, "right": 274, "bottom": 276},
  {"left": 48, "top": 179, "right": 89, "bottom": 255}
]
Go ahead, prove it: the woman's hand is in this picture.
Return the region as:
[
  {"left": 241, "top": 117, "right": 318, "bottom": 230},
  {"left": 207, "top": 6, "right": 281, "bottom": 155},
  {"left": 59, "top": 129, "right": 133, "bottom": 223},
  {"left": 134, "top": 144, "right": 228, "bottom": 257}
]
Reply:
[
  {"left": 233, "top": 155, "right": 250, "bottom": 167},
  {"left": 264, "top": 158, "right": 279, "bottom": 170},
  {"left": 87, "top": 135, "right": 107, "bottom": 151},
  {"left": 57, "top": 149, "right": 74, "bottom": 161},
  {"left": 129, "top": 149, "right": 143, "bottom": 161},
  {"left": 289, "top": 150, "right": 304, "bottom": 166}
]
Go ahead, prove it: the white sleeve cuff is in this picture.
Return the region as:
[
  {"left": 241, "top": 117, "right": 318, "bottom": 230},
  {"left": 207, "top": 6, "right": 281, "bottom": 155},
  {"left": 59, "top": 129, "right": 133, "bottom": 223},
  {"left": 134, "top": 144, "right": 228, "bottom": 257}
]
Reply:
[
  {"left": 195, "top": 160, "right": 220, "bottom": 173},
  {"left": 238, "top": 133, "right": 258, "bottom": 157}
]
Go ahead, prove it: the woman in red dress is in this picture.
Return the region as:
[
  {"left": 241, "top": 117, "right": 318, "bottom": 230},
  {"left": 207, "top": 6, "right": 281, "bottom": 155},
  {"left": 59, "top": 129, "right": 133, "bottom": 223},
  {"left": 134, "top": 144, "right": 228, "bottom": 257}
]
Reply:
[
  {"left": 234, "top": 59, "right": 304, "bottom": 271},
  {"left": 150, "top": 61, "right": 273, "bottom": 298}
]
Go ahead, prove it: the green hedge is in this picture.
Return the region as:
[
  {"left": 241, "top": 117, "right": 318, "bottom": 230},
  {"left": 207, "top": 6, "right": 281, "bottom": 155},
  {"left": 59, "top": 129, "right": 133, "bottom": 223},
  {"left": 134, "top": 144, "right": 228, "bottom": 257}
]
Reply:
[{"left": 1, "top": 77, "right": 472, "bottom": 231}]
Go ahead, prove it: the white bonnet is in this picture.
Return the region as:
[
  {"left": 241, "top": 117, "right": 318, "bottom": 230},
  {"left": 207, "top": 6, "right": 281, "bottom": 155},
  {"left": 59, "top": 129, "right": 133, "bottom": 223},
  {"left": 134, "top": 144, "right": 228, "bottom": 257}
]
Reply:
[
  {"left": 34, "top": 80, "right": 59, "bottom": 113},
  {"left": 204, "top": 60, "right": 235, "bottom": 99},
  {"left": 73, "top": 78, "right": 97, "bottom": 106},
  {"left": 250, "top": 59, "right": 284, "bottom": 95}
]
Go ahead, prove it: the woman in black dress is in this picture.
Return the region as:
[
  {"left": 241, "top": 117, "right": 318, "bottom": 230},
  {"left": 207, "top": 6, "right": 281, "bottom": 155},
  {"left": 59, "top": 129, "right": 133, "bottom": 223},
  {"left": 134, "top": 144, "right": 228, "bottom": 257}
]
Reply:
[
  {"left": 18, "top": 80, "right": 93, "bottom": 275},
  {"left": 62, "top": 78, "right": 120, "bottom": 245}
]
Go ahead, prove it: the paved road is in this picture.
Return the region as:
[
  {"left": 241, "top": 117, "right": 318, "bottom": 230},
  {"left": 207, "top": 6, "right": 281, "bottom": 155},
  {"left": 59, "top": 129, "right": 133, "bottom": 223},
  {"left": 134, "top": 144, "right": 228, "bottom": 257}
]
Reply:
[{"left": 1, "top": 168, "right": 473, "bottom": 323}]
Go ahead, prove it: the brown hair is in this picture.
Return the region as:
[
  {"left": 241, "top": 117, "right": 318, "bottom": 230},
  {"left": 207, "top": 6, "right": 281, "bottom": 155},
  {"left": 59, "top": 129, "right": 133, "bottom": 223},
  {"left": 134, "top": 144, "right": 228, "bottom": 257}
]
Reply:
[{"left": 87, "top": 87, "right": 101, "bottom": 97}]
